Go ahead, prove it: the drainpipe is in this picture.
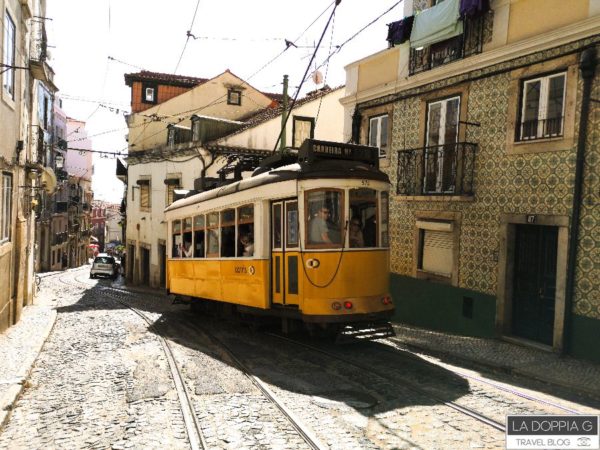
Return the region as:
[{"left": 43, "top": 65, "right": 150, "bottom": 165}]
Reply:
[{"left": 564, "top": 47, "right": 596, "bottom": 354}]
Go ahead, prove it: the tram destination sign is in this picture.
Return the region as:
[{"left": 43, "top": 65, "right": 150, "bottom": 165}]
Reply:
[
  {"left": 299, "top": 139, "right": 379, "bottom": 167},
  {"left": 506, "top": 415, "right": 599, "bottom": 449}
]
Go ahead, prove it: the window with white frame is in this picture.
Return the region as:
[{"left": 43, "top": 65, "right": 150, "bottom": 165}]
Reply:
[
  {"left": 1, "top": 173, "right": 13, "bottom": 243},
  {"left": 368, "top": 114, "right": 389, "bottom": 158},
  {"left": 518, "top": 72, "right": 566, "bottom": 141},
  {"left": 142, "top": 83, "right": 157, "bottom": 104},
  {"left": 416, "top": 220, "right": 454, "bottom": 278},
  {"left": 424, "top": 96, "right": 460, "bottom": 193},
  {"left": 3, "top": 11, "right": 16, "bottom": 98},
  {"left": 145, "top": 87, "right": 155, "bottom": 102}
]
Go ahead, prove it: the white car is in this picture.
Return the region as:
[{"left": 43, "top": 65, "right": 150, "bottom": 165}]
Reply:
[{"left": 90, "top": 254, "right": 118, "bottom": 279}]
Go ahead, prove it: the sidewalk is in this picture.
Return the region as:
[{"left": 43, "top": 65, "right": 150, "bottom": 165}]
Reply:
[
  {"left": 0, "top": 293, "right": 56, "bottom": 429},
  {"left": 391, "top": 323, "right": 600, "bottom": 400}
]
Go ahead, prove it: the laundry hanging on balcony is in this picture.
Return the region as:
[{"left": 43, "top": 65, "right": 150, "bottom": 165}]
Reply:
[
  {"left": 410, "top": 0, "right": 463, "bottom": 49},
  {"left": 387, "top": 16, "right": 415, "bottom": 46},
  {"left": 459, "top": 0, "right": 490, "bottom": 18}
]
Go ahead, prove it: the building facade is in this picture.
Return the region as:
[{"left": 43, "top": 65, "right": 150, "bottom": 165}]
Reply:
[
  {"left": 124, "top": 70, "right": 280, "bottom": 288},
  {"left": 0, "top": 0, "right": 56, "bottom": 332},
  {"left": 342, "top": 0, "right": 600, "bottom": 361}
]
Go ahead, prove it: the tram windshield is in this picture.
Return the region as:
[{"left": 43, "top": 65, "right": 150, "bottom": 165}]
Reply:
[{"left": 305, "top": 187, "right": 389, "bottom": 249}]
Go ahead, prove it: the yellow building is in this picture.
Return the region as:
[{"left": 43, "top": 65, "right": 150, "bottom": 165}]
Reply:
[{"left": 342, "top": 0, "right": 600, "bottom": 361}]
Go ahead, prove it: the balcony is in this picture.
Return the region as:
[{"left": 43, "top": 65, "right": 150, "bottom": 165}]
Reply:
[
  {"left": 52, "top": 231, "right": 68, "bottom": 246},
  {"left": 396, "top": 142, "right": 477, "bottom": 196},
  {"left": 409, "top": 15, "right": 484, "bottom": 76},
  {"left": 516, "top": 116, "right": 564, "bottom": 142},
  {"left": 29, "top": 20, "right": 52, "bottom": 83}
]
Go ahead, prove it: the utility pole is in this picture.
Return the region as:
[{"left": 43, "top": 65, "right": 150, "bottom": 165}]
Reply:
[{"left": 280, "top": 74, "right": 288, "bottom": 153}]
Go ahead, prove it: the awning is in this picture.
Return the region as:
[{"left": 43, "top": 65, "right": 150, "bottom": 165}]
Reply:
[{"left": 410, "top": 0, "right": 463, "bottom": 49}]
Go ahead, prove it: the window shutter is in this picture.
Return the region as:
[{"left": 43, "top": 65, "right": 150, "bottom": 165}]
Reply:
[
  {"left": 422, "top": 229, "right": 453, "bottom": 276},
  {"left": 140, "top": 184, "right": 150, "bottom": 208}
]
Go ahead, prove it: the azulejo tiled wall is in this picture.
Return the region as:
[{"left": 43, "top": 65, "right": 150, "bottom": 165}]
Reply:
[
  {"left": 575, "top": 74, "right": 600, "bottom": 318},
  {"left": 386, "top": 47, "right": 600, "bottom": 320}
]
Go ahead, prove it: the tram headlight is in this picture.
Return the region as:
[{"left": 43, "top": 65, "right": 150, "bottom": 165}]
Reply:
[{"left": 331, "top": 302, "right": 342, "bottom": 310}]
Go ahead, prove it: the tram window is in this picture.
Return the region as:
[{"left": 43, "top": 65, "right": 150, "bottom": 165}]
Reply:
[
  {"left": 181, "top": 218, "right": 193, "bottom": 257},
  {"left": 193, "top": 215, "right": 205, "bottom": 258},
  {"left": 306, "top": 189, "right": 343, "bottom": 247},
  {"left": 349, "top": 188, "right": 377, "bottom": 248},
  {"left": 206, "top": 213, "right": 219, "bottom": 257},
  {"left": 237, "top": 205, "right": 254, "bottom": 257},
  {"left": 272, "top": 204, "right": 282, "bottom": 249},
  {"left": 286, "top": 202, "right": 299, "bottom": 247},
  {"left": 381, "top": 191, "right": 389, "bottom": 247},
  {"left": 220, "top": 209, "right": 236, "bottom": 258},
  {"left": 172, "top": 220, "right": 182, "bottom": 257}
]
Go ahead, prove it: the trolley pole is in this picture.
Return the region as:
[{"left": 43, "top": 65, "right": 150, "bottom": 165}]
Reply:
[{"left": 280, "top": 74, "right": 288, "bottom": 153}]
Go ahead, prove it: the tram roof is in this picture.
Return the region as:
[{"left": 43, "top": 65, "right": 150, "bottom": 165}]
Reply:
[{"left": 165, "top": 157, "right": 389, "bottom": 213}]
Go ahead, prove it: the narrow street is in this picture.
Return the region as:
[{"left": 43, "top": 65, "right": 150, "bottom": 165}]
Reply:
[{"left": 1, "top": 267, "right": 598, "bottom": 450}]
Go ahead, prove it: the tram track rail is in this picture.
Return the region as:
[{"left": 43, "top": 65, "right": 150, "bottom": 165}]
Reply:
[
  {"left": 109, "top": 297, "right": 208, "bottom": 450},
  {"left": 265, "top": 332, "right": 592, "bottom": 434},
  {"left": 380, "top": 338, "right": 584, "bottom": 415},
  {"left": 52, "top": 271, "right": 208, "bottom": 449},
  {"left": 265, "top": 333, "right": 507, "bottom": 433},
  {"left": 98, "top": 280, "right": 324, "bottom": 450}
]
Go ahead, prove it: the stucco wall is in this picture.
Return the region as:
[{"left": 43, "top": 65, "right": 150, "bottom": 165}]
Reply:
[
  {"left": 128, "top": 72, "right": 274, "bottom": 151},
  {"left": 218, "top": 88, "right": 345, "bottom": 150}
]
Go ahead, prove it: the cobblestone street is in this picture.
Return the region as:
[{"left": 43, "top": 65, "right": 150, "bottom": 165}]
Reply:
[{"left": 0, "top": 267, "right": 598, "bottom": 450}]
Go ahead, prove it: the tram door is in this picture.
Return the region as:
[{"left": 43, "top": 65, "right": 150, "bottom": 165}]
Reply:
[{"left": 271, "top": 200, "right": 300, "bottom": 306}]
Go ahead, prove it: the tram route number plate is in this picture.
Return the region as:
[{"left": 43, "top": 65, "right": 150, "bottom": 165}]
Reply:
[{"left": 506, "top": 415, "right": 599, "bottom": 450}]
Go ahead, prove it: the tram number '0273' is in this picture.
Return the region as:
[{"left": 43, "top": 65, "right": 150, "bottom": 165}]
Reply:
[{"left": 234, "top": 266, "right": 255, "bottom": 275}]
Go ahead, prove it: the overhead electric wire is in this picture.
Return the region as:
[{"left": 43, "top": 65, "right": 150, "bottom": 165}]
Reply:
[
  {"left": 107, "top": 55, "right": 145, "bottom": 71},
  {"left": 314, "top": 11, "right": 337, "bottom": 128},
  {"left": 306, "top": 0, "right": 404, "bottom": 83},
  {"left": 174, "top": 0, "right": 202, "bottom": 74},
  {"left": 272, "top": 0, "right": 341, "bottom": 152},
  {"left": 125, "top": 1, "right": 338, "bottom": 153}
]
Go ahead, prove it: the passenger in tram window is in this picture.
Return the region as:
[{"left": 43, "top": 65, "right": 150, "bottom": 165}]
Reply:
[
  {"left": 240, "top": 233, "right": 254, "bottom": 257},
  {"left": 364, "top": 214, "right": 377, "bottom": 247},
  {"left": 309, "top": 205, "right": 332, "bottom": 244},
  {"left": 349, "top": 216, "right": 365, "bottom": 248},
  {"left": 182, "top": 240, "right": 193, "bottom": 257}
]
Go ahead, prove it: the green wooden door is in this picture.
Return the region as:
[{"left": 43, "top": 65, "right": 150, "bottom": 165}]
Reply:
[{"left": 511, "top": 225, "right": 558, "bottom": 345}]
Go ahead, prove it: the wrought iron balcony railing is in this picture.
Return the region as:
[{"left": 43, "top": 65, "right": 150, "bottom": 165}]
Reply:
[
  {"left": 397, "top": 142, "right": 477, "bottom": 196},
  {"left": 409, "top": 15, "right": 484, "bottom": 76},
  {"left": 29, "top": 20, "right": 47, "bottom": 64},
  {"left": 517, "top": 116, "right": 564, "bottom": 142}
]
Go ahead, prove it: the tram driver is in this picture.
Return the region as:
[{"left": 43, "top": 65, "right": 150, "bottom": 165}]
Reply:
[{"left": 309, "top": 205, "right": 333, "bottom": 244}]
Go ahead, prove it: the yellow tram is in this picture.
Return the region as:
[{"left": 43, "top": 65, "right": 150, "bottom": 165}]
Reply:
[{"left": 165, "top": 139, "right": 394, "bottom": 337}]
